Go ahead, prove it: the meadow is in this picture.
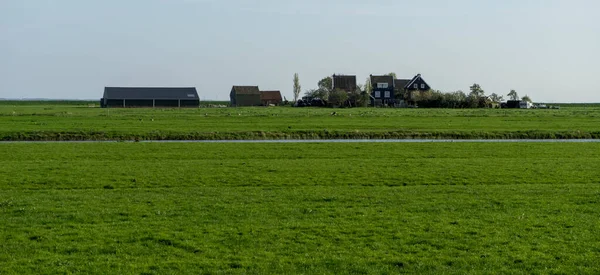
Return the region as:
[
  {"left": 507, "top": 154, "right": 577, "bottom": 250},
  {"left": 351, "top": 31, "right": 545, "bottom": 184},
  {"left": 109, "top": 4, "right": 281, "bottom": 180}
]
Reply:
[
  {"left": 2, "top": 142, "right": 600, "bottom": 274},
  {"left": 2, "top": 102, "right": 600, "bottom": 140}
]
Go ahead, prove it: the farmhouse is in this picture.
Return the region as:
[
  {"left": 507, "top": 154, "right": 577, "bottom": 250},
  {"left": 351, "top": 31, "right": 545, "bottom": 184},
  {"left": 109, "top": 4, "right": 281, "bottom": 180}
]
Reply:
[
  {"left": 370, "top": 74, "right": 395, "bottom": 106},
  {"left": 395, "top": 74, "right": 431, "bottom": 104},
  {"left": 230, "top": 86, "right": 261, "bottom": 107},
  {"left": 260, "top": 90, "right": 283, "bottom": 106},
  {"left": 369, "top": 74, "right": 432, "bottom": 107},
  {"left": 100, "top": 87, "right": 199, "bottom": 108}
]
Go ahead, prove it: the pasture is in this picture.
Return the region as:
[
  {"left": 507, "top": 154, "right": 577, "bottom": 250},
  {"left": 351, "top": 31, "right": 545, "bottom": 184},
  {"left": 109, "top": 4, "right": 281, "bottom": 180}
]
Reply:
[
  {"left": 1, "top": 102, "right": 600, "bottom": 140},
  {"left": 2, "top": 142, "right": 600, "bottom": 274}
]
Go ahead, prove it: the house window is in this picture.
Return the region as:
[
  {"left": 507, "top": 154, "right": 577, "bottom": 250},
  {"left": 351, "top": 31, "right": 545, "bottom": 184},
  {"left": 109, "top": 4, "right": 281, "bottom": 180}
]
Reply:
[
  {"left": 384, "top": 91, "right": 390, "bottom": 98},
  {"left": 377, "top": 83, "right": 389, "bottom": 89},
  {"left": 375, "top": 91, "right": 381, "bottom": 98},
  {"left": 421, "top": 84, "right": 425, "bottom": 89},
  {"left": 413, "top": 84, "right": 418, "bottom": 89}
]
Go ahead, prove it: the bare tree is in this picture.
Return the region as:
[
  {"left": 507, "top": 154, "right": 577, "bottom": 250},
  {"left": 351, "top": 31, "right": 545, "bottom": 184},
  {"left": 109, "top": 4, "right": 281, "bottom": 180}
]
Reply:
[{"left": 293, "top": 73, "right": 301, "bottom": 103}]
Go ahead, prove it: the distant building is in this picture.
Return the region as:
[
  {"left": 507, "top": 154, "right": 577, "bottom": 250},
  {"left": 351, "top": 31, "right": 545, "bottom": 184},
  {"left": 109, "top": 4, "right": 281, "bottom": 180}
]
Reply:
[
  {"left": 370, "top": 74, "right": 395, "bottom": 106},
  {"left": 100, "top": 87, "right": 199, "bottom": 108},
  {"left": 395, "top": 74, "right": 432, "bottom": 104},
  {"left": 332, "top": 74, "right": 357, "bottom": 93},
  {"left": 504, "top": 100, "right": 521, "bottom": 109},
  {"left": 260, "top": 90, "right": 283, "bottom": 106},
  {"left": 230, "top": 86, "right": 261, "bottom": 107},
  {"left": 519, "top": 101, "right": 533, "bottom": 109}
]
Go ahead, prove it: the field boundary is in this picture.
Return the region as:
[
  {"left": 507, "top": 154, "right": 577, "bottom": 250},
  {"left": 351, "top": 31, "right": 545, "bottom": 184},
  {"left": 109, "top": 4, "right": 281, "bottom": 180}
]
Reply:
[
  {"left": 3, "top": 139, "right": 600, "bottom": 144},
  {"left": 2, "top": 130, "right": 600, "bottom": 141}
]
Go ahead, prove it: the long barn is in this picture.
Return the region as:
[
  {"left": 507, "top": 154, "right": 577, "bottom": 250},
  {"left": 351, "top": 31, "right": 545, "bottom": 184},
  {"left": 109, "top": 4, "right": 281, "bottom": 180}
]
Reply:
[{"left": 101, "top": 87, "right": 200, "bottom": 108}]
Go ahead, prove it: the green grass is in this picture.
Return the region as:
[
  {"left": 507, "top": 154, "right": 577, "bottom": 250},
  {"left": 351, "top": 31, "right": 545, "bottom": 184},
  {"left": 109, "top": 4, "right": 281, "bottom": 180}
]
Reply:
[
  {"left": 2, "top": 142, "right": 600, "bottom": 274},
  {"left": 2, "top": 104, "right": 600, "bottom": 140},
  {"left": 0, "top": 100, "right": 98, "bottom": 106}
]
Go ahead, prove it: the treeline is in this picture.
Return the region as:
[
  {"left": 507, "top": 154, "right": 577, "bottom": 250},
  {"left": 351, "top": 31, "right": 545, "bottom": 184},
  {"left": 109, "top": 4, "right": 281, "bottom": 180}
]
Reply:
[
  {"left": 411, "top": 84, "right": 533, "bottom": 108},
  {"left": 412, "top": 90, "right": 494, "bottom": 108},
  {"left": 0, "top": 100, "right": 97, "bottom": 106}
]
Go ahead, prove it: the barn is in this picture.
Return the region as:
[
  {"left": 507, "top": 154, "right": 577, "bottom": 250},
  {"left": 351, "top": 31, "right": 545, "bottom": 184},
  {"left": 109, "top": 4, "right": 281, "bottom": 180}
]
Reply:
[
  {"left": 100, "top": 87, "right": 199, "bottom": 108},
  {"left": 230, "top": 86, "right": 262, "bottom": 107},
  {"left": 260, "top": 90, "right": 283, "bottom": 106}
]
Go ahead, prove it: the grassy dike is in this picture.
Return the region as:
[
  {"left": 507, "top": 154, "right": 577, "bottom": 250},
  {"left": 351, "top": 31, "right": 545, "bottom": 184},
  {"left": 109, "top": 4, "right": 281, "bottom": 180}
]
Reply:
[
  {"left": 2, "top": 104, "right": 600, "bottom": 141},
  {"left": 2, "top": 129, "right": 600, "bottom": 141}
]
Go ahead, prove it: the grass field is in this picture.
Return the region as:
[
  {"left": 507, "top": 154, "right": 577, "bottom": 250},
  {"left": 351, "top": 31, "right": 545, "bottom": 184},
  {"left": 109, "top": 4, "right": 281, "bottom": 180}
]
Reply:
[
  {"left": 2, "top": 142, "right": 600, "bottom": 274},
  {"left": 2, "top": 102, "right": 600, "bottom": 140}
]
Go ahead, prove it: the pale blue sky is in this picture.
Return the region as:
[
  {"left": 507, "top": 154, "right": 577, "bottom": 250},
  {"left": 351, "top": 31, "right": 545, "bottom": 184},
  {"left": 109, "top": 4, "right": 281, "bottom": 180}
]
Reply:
[{"left": 1, "top": 0, "right": 599, "bottom": 102}]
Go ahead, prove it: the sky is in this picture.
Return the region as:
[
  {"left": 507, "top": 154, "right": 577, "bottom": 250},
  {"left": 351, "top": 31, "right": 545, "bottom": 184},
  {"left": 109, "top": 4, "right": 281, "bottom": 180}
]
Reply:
[{"left": 1, "top": 0, "right": 599, "bottom": 102}]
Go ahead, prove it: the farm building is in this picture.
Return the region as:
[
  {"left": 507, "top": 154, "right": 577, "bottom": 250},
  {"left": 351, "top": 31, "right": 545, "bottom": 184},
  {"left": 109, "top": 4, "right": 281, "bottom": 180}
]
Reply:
[
  {"left": 332, "top": 74, "right": 357, "bottom": 93},
  {"left": 100, "top": 87, "right": 199, "bottom": 108},
  {"left": 368, "top": 74, "right": 432, "bottom": 107},
  {"left": 260, "top": 90, "right": 283, "bottom": 106},
  {"left": 230, "top": 86, "right": 261, "bottom": 107},
  {"left": 370, "top": 74, "right": 396, "bottom": 106},
  {"left": 395, "top": 74, "right": 431, "bottom": 104},
  {"left": 502, "top": 100, "right": 532, "bottom": 109}
]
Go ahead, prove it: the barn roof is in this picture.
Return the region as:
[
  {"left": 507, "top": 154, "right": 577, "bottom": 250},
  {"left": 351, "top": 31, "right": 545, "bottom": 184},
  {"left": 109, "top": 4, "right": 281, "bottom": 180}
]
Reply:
[
  {"left": 261, "top": 91, "right": 282, "bottom": 101},
  {"left": 103, "top": 87, "right": 198, "bottom": 100},
  {"left": 370, "top": 75, "right": 394, "bottom": 87},
  {"left": 394, "top": 79, "right": 411, "bottom": 89},
  {"left": 332, "top": 75, "right": 357, "bottom": 91},
  {"left": 232, "top": 86, "right": 261, "bottom": 95}
]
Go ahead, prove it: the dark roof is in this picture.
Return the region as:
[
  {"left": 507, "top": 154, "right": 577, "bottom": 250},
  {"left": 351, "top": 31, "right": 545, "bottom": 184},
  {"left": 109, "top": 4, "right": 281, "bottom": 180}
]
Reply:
[
  {"left": 333, "top": 75, "right": 357, "bottom": 91},
  {"left": 232, "top": 86, "right": 261, "bottom": 95},
  {"left": 394, "top": 79, "right": 411, "bottom": 89},
  {"left": 370, "top": 75, "right": 394, "bottom": 87},
  {"left": 406, "top": 74, "right": 427, "bottom": 88},
  {"left": 260, "top": 91, "right": 282, "bottom": 101},
  {"left": 103, "top": 87, "right": 198, "bottom": 100}
]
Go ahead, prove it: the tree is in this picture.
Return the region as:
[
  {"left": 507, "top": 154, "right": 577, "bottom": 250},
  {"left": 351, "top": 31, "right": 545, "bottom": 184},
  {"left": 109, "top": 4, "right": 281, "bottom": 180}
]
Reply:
[
  {"left": 358, "top": 91, "right": 370, "bottom": 107},
  {"left": 413, "top": 89, "right": 433, "bottom": 102},
  {"left": 387, "top": 72, "right": 397, "bottom": 79},
  {"left": 507, "top": 90, "right": 519, "bottom": 101},
  {"left": 444, "top": 91, "right": 467, "bottom": 108},
  {"left": 314, "top": 76, "right": 333, "bottom": 100},
  {"left": 293, "top": 73, "right": 301, "bottom": 103},
  {"left": 348, "top": 83, "right": 370, "bottom": 107},
  {"left": 304, "top": 89, "right": 317, "bottom": 97},
  {"left": 469, "top": 83, "right": 485, "bottom": 97},
  {"left": 364, "top": 77, "right": 373, "bottom": 95},
  {"left": 318, "top": 76, "right": 333, "bottom": 92},
  {"left": 489, "top": 93, "right": 504, "bottom": 103},
  {"left": 313, "top": 88, "right": 329, "bottom": 100},
  {"left": 521, "top": 95, "right": 532, "bottom": 102},
  {"left": 347, "top": 85, "right": 362, "bottom": 107},
  {"left": 466, "top": 93, "right": 480, "bottom": 108},
  {"left": 328, "top": 89, "right": 348, "bottom": 107}
]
